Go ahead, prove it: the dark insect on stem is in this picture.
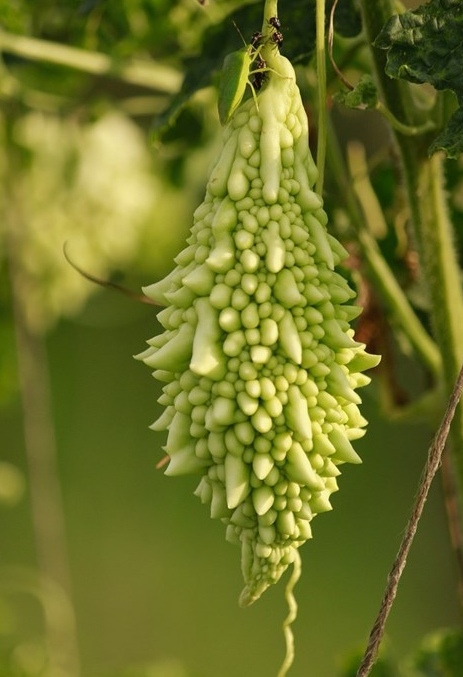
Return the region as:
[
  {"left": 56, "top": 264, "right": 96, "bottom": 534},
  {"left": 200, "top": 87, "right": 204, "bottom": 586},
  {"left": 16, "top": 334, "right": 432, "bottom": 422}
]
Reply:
[
  {"left": 267, "top": 16, "right": 283, "bottom": 48},
  {"left": 268, "top": 16, "right": 281, "bottom": 30},
  {"left": 250, "top": 31, "right": 262, "bottom": 48},
  {"left": 271, "top": 30, "right": 284, "bottom": 48},
  {"left": 252, "top": 57, "right": 267, "bottom": 91}
]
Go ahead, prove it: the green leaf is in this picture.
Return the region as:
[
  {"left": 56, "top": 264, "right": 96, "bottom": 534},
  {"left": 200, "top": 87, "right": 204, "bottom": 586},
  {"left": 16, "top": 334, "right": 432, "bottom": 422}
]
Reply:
[
  {"left": 429, "top": 105, "right": 463, "bottom": 157},
  {"left": 374, "top": 0, "right": 463, "bottom": 158},
  {"left": 151, "top": 3, "right": 264, "bottom": 139},
  {"left": 413, "top": 628, "right": 463, "bottom": 677},
  {"left": 334, "top": 74, "right": 378, "bottom": 110}
]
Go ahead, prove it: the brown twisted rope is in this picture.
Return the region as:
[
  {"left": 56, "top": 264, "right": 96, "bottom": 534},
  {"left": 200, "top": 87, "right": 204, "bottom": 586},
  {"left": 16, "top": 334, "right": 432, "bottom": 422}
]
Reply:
[{"left": 356, "top": 361, "right": 463, "bottom": 677}]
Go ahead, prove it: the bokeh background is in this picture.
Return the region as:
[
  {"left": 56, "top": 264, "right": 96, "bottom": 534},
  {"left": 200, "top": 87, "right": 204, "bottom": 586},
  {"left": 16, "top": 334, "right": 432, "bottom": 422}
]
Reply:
[{"left": 0, "top": 1, "right": 461, "bottom": 676}]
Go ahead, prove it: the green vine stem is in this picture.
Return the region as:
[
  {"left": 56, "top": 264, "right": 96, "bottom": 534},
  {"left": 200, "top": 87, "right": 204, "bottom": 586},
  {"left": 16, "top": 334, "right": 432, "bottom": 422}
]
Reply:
[
  {"left": 261, "top": 0, "right": 278, "bottom": 42},
  {"left": 325, "top": 115, "right": 442, "bottom": 377},
  {"left": 0, "top": 29, "right": 181, "bottom": 94},
  {"left": 375, "top": 101, "right": 435, "bottom": 137},
  {"left": 276, "top": 551, "right": 301, "bottom": 677},
  {"left": 359, "top": 0, "right": 463, "bottom": 497},
  {"left": 315, "top": 0, "right": 327, "bottom": 195}
]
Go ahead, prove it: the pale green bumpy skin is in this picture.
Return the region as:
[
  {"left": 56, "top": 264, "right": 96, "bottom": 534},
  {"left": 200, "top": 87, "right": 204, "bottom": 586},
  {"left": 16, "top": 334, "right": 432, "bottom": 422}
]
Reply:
[{"left": 138, "top": 53, "right": 380, "bottom": 606}]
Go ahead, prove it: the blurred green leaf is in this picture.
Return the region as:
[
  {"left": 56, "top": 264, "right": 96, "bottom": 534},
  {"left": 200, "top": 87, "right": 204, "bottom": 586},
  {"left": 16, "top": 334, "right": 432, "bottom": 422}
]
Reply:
[
  {"left": 429, "top": 106, "right": 463, "bottom": 158},
  {"left": 0, "top": 0, "right": 28, "bottom": 33},
  {"left": 412, "top": 628, "right": 463, "bottom": 677}
]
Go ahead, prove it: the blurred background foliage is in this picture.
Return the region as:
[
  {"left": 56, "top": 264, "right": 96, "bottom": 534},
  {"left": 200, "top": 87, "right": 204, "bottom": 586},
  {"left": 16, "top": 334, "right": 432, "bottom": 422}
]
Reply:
[{"left": 0, "top": 1, "right": 462, "bottom": 677}]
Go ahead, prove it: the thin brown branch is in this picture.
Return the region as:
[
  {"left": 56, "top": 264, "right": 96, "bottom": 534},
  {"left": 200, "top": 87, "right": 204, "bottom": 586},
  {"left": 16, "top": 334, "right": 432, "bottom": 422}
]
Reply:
[
  {"left": 356, "top": 361, "right": 463, "bottom": 677},
  {"left": 328, "top": 0, "right": 354, "bottom": 91},
  {"left": 63, "top": 242, "right": 160, "bottom": 306}
]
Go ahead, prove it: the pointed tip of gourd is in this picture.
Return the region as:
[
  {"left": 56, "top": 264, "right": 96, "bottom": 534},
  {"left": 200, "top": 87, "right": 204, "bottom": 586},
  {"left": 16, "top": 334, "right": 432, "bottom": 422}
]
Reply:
[
  {"left": 133, "top": 346, "right": 153, "bottom": 362},
  {"left": 142, "top": 282, "right": 168, "bottom": 305},
  {"left": 346, "top": 427, "right": 367, "bottom": 441},
  {"left": 238, "top": 587, "right": 257, "bottom": 608},
  {"left": 310, "top": 493, "right": 333, "bottom": 513},
  {"left": 349, "top": 350, "right": 382, "bottom": 373},
  {"left": 149, "top": 406, "right": 174, "bottom": 432},
  {"left": 238, "top": 573, "right": 272, "bottom": 607},
  {"left": 164, "top": 445, "right": 205, "bottom": 476},
  {"left": 329, "top": 428, "right": 363, "bottom": 464}
]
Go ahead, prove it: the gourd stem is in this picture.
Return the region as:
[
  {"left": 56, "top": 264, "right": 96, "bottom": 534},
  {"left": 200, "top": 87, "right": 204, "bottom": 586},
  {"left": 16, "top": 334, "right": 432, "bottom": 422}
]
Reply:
[
  {"left": 325, "top": 114, "right": 442, "bottom": 377},
  {"left": 315, "top": 0, "right": 327, "bottom": 195},
  {"left": 0, "top": 29, "right": 181, "bottom": 93},
  {"left": 261, "top": 0, "right": 279, "bottom": 35},
  {"left": 260, "top": 0, "right": 280, "bottom": 73}
]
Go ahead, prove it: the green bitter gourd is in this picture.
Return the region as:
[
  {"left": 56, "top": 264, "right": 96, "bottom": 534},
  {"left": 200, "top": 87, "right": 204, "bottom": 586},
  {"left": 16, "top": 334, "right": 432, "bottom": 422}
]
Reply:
[{"left": 138, "top": 39, "right": 380, "bottom": 608}]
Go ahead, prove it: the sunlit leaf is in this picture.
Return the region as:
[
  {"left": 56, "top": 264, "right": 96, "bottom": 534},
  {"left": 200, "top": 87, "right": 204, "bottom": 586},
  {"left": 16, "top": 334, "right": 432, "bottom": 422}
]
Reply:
[{"left": 375, "top": 0, "right": 463, "bottom": 158}]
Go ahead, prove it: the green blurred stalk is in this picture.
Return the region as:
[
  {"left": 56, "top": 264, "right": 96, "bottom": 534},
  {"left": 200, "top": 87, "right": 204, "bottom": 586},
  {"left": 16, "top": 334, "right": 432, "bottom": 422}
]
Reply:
[
  {"left": 315, "top": 0, "right": 327, "bottom": 195},
  {"left": 325, "top": 115, "right": 441, "bottom": 377},
  {"left": 0, "top": 28, "right": 181, "bottom": 93},
  {"left": 6, "top": 183, "right": 81, "bottom": 677},
  {"left": 359, "top": 0, "right": 463, "bottom": 499}
]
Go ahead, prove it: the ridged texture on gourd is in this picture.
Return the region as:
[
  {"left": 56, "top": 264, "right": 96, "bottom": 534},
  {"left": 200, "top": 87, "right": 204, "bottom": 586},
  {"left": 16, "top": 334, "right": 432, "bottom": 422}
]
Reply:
[{"left": 139, "top": 53, "right": 380, "bottom": 606}]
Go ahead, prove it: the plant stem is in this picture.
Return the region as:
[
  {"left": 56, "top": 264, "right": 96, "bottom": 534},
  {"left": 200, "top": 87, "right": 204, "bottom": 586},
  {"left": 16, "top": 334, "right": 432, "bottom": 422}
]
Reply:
[
  {"left": 6, "top": 182, "right": 80, "bottom": 677},
  {"left": 11, "top": 291, "right": 81, "bottom": 677},
  {"left": 375, "top": 101, "right": 435, "bottom": 136},
  {"left": 359, "top": 0, "right": 463, "bottom": 496},
  {"left": 0, "top": 29, "right": 181, "bottom": 93},
  {"left": 325, "top": 115, "right": 441, "bottom": 377},
  {"left": 261, "top": 0, "right": 279, "bottom": 36},
  {"left": 315, "top": 0, "right": 327, "bottom": 195},
  {"left": 416, "top": 152, "right": 463, "bottom": 472}
]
